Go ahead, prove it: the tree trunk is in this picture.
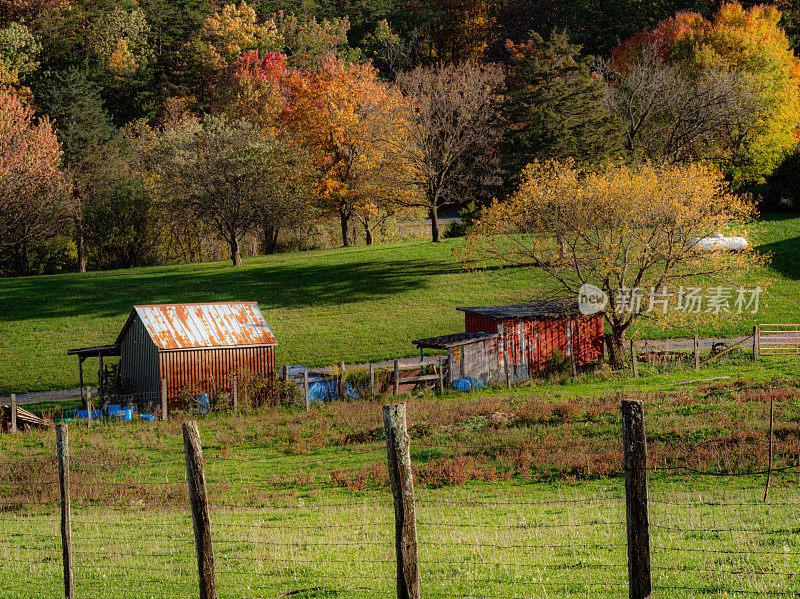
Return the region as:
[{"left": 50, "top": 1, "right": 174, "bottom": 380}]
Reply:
[
  {"left": 19, "top": 240, "right": 28, "bottom": 276},
  {"left": 340, "top": 210, "right": 350, "bottom": 247},
  {"left": 607, "top": 328, "right": 626, "bottom": 370},
  {"left": 262, "top": 225, "right": 280, "bottom": 254},
  {"left": 77, "top": 228, "right": 86, "bottom": 273},
  {"left": 365, "top": 226, "right": 373, "bottom": 246},
  {"left": 430, "top": 206, "right": 440, "bottom": 243},
  {"left": 229, "top": 236, "right": 242, "bottom": 267}
]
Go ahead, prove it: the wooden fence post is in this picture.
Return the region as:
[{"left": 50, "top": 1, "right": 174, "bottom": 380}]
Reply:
[
  {"left": 303, "top": 370, "right": 310, "bottom": 411},
  {"left": 231, "top": 375, "right": 238, "bottom": 413},
  {"left": 383, "top": 403, "right": 421, "bottom": 599},
  {"left": 182, "top": 421, "right": 218, "bottom": 599},
  {"left": 630, "top": 341, "right": 639, "bottom": 378},
  {"left": 338, "top": 361, "right": 346, "bottom": 400},
  {"left": 161, "top": 379, "right": 168, "bottom": 421},
  {"left": 10, "top": 393, "right": 16, "bottom": 434},
  {"left": 436, "top": 359, "right": 444, "bottom": 395},
  {"left": 765, "top": 393, "right": 775, "bottom": 502},
  {"left": 621, "top": 399, "right": 651, "bottom": 599},
  {"left": 369, "top": 363, "right": 375, "bottom": 402},
  {"left": 393, "top": 360, "right": 400, "bottom": 396},
  {"left": 56, "top": 424, "right": 74, "bottom": 599},
  {"left": 753, "top": 325, "right": 760, "bottom": 361},
  {"left": 694, "top": 334, "right": 700, "bottom": 371}
]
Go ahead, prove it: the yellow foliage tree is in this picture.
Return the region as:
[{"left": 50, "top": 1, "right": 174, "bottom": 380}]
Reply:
[
  {"left": 470, "top": 159, "right": 766, "bottom": 368},
  {"left": 608, "top": 2, "right": 800, "bottom": 186},
  {"left": 201, "top": 2, "right": 280, "bottom": 63}
]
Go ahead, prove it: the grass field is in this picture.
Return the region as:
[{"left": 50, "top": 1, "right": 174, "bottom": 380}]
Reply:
[
  {"left": 3, "top": 372, "right": 800, "bottom": 597},
  {"left": 0, "top": 215, "right": 798, "bottom": 396}
]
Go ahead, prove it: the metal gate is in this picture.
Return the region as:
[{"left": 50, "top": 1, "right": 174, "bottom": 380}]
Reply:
[{"left": 757, "top": 324, "right": 800, "bottom": 355}]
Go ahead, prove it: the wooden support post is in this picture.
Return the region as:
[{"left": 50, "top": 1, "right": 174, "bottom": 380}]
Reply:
[
  {"left": 630, "top": 340, "right": 639, "bottom": 378},
  {"left": 86, "top": 388, "right": 92, "bottom": 429},
  {"left": 282, "top": 366, "right": 289, "bottom": 384},
  {"left": 369, "top": 363, "right": 375, "bottom": 402},
  {"left": 338, "top": 361, "right": 346, "bottom": 400},
  {"left": 753, "top": 325, "right": 760, "bottom": 361},
  {"left": 694, "top": 334, "right": 700, "bottom": 371},
  {"left": 56, "top": 424, "right": 74, "bottom": 599},
  {"left": 621, "top": 399, "right": 651, "bottom": 599},
  {"left": 231, "top": 375, "right": 238, "bottom": 414},
  {"left": 161, "top": 379, "right": 168, "bottom": 422},
  {"left": 303, "top": 370, "right": 310, "bottom": 412},
  {"left": 765, "top": 393, "right": 775, "bottom": 502},
  {"left": 436, "top": 359, "right": 444, "bottom": 395},
  {"left": 382, "top": 403, "right": 421, "bottom": 599},
  {"left": 10, "top": 393, "right": 16, "bottom": 434},
  {"left": 182, "top": 421, "right": 218, "bottom": 599},
  {"left": 502, "top": 338, "right": 511, "bottom": 389},
  {"left": 393, "top": 360, "right": 400, "bottom": 396},
  {"left": 569, "top": 338, "right": 578, "bottom": 378}
]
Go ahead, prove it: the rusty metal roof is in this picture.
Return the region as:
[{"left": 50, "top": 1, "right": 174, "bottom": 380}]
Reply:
[
  {"left": 116, "top": 302, "right": 277, "bottom": 350},
  {"left": 457, "top": 300, "right": 584, "bottom": 319},
  {"left": 413, "top": 332, "right": 498, "bottom": 350}
]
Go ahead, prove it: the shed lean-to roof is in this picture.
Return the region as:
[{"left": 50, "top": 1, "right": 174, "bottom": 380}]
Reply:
[
  {"left": 116, "top": 302, "right": 277, "bottom": 350},
  {"left": 413, "top": 332, "right": 498, "bottom": 350},
  {"left": 457, "top": 300, "right": 584, "bottom": 320}
]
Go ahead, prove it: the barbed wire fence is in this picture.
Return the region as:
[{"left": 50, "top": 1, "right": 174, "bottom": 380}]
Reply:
[{"left": 2, "top": 398, "right": 800, "bottom": 598}]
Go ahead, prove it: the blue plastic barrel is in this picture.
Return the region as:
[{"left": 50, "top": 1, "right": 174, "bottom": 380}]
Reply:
[
  {"left": 197, "top": 393, "right": 210, "bottom": 415},
  {"left": 120, "top": 408, "right": 133, "bottom": 422},
  {"left": 108, "top": 405, "right": 122, "bottom": 417},
  {"left": 465, "top": 377, "right": 485, "bottom": 390},
  {"left": 451, "top": 378, "right": 473, "bottom": 392},
  {"left": 139, "top": 413, "right": 155, "bottom": 422}
]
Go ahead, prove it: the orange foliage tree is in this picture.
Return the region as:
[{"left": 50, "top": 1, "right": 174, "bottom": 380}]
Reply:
[
  {"left": 280, "top": 56, "right": 417, "bottom": 246},
  {"left": 0, "top": 91, "right": 72, "bottom": 274}
]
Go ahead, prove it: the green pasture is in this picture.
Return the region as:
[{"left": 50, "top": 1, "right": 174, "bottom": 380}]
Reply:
[
  {"left": 3, "top": 370, "right": 800, "bottom": 597},
  {"left": 3, "top": 477, "right": 800, "bottom": 598},
  {"left": 0, "top": 215, "right": 798, "bottom": 395}
]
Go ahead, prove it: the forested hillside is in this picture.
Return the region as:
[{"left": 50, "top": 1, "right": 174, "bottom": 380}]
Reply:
[{"left": 1, "top": 0, "right": 799, "bottom": 276}]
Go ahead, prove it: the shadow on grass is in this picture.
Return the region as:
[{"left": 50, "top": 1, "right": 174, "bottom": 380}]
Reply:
[
  {"left": 0, "top": 257, "right": 461, "bottom": 323},
  {"left": 755, "top": 235, "right": 800, "bottom": 281}
]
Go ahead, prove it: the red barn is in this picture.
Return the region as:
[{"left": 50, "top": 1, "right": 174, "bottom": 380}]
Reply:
[{"left": 458, "top": 300, "right": 604, "bottom": 382}]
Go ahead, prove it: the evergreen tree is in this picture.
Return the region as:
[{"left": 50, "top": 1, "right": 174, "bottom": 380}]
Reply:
[
  {"left": 35, "top": 68, "right": 115, "bottom": 272},
  {"left": 499, "top": 30, "right": 624, "bottom": 195}
]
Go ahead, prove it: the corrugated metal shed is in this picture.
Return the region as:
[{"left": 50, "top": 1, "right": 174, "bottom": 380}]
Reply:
[
  {"left": 116, "top": 302, "right": 277, "bottom": 350},
  {"left": 113, "top": 302, "right": 277, "bottom": 412}
]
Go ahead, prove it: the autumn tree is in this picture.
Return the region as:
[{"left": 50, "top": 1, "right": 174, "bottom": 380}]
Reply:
[
  {"left": 471, "top": 159, "right": 764, "bottom": 369},
  {"left": 281, "top": 56, "right": 415, "bottom": 247},
  {"left": 397, "top": 61, "right": 504, "bottom": 242},
  {"left": 146, "top": 114, "right": 309, "bottom": 266},
  {"left": 499, "top": 30, "right": 624, "bottom": 195},
  {"left": 605, "top": 3, "right": 800, "bottom": 187},
  {"left": 0, "top": 91, "right": 72, "bottom": 275}
]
